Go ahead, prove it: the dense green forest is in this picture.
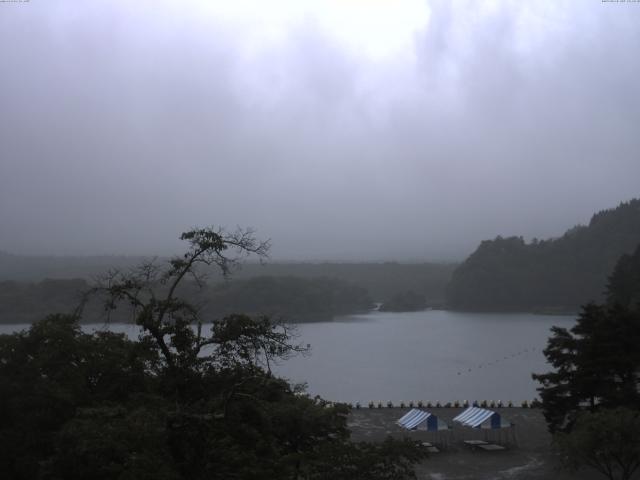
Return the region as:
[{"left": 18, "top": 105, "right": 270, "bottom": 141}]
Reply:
[
  {"left": 447, "top": 199, "right": 640, "bottom": 312},
  {"left": 0, "top": 276, "right": 373, "bottom": 324}
]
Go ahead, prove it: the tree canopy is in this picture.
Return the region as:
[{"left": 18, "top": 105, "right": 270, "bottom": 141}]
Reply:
[
  {"left": 532, "top": 303, "right": 640, "bottom": 433},
  {"left": 0, "top": 227, "right": 426, "bottom": 480},
  {"left": 533, "top": 244, "right": 640, "bottom": 478},
  {"left": 607, "top": 243, "right": 640, "bottom": 310},
  {"left": 555, "top": 408, "right": 640, "bottom": 480}
]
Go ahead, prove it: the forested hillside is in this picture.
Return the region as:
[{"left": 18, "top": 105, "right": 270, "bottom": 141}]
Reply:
[{"left": 447, "top": 199, "right": 640, "bottom": 312}]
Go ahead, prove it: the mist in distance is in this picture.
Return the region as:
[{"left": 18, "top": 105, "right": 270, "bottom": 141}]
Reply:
[{"left": 1, "top": 0, "right": 639, "bottom": 261}]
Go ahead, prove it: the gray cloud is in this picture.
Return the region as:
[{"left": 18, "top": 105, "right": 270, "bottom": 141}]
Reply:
[{"left": 1, "top": 0, "right": 639, "bottom": 260}]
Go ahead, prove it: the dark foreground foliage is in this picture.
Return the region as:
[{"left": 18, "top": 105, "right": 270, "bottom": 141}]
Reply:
[
  {"left": 0, "top": 314, "right": 426, "bottom": 480},
  {"left": 555, "top": 408, "right": 640, "bottom": 480},
  {"left": 0, "top": 227, "right": 425, "bottom": 479},
  {"left": 533, "top": 245, "right": 640, "bottom": 433},
  {"left": 535, "top": 245, "right": 640, "bottom": 479},
  {"left": 532, "top": 303, "right": 640, "bottom": 433}
]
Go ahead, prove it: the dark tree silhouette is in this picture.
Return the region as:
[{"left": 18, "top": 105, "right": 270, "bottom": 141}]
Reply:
[
  {"left": 0, "top": 227, "right": 426, "bottom": 480},
  {"left": 534, "top": 246, "right": 640, "bottom": 480}
]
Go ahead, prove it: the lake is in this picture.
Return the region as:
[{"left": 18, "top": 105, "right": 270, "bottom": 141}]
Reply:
[{"left": 0, "top": 310, "right": 574, "bottom": 404}]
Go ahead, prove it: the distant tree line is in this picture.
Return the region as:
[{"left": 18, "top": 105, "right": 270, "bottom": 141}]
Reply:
[
  {"left": 447, "top": 199, "right": 640, "bottom": 312},
  {"left": 203, "top": 275, "right": 373, "bottom": 320},
  {"left": 0, "top": 275, "right": 373, "bottom": 324},
  {"left": 0, "top": 278, "right": 89, "bottom": 323},
  {"left": 227, "top": 262, "right": 456, "bottom": 304},
  {"left": 0, "top": 252, "right": 456, "bottom": 305},
  {"left": 379, "top": 291, "right": 428, "bottom": 312}
]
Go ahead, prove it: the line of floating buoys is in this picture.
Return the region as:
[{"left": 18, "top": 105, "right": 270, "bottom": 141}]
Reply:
[
  {"left": 455, "top": 346, "right": 540, "bottom": 376},
  {"left": 353, "top": 399, "right": 538, "bottom": 409}
]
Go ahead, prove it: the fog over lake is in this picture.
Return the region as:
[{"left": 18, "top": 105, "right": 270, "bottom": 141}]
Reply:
[
  {"left": 2, "top": 2, "right": 640, "bottom": 477},
  {"left": 2, "top": 1, "right": 639, "bottom": 261},
  {"left": 0, "top": 310, "right": 573, "bottom": 403}
]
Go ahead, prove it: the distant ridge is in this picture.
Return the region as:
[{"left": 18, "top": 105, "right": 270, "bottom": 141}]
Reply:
[
  {"left": 0, "top": 250, "right": 456, "bottom": 307},
  {"left": 446, "top": 199, "right": 640, "bottom": 312},
  {"left": 0, "top": 252, "right": 148, "bottom": 281}
]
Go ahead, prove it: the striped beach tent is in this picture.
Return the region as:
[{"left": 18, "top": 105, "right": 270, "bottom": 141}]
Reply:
[
  {"left": 396, "top": 409, "right": 448, "bottom": 431},
  {"left": 453, "top": 407, "right": 510, "bottom": 429},
  {"left": 453, "top": 406, "right": 517, "bottom": 446}
]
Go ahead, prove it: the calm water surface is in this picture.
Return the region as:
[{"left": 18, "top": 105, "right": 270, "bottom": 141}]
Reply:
[
  {"left": 273, "top": 310, "right": 574, "bottom": 403},
  {"left": 1, "top": 310, "right": 573, "bottom": 403}
]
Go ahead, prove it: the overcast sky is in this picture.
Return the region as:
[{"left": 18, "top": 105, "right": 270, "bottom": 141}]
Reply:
[{"left": 1, "top": 0, "right": 639, "bottom": 261}]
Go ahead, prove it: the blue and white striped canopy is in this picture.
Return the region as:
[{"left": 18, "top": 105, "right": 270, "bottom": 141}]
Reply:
[
  {"left": 453, "top": 407, "right": 510, "bottom": 429},
  {"left": 396, "top": 409, "right": 447, "bottom": 431}
]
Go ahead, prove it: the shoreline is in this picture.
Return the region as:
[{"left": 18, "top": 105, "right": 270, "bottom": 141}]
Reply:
[{"left": 0, "top": 306, "right": 579, "bottom": 326}]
